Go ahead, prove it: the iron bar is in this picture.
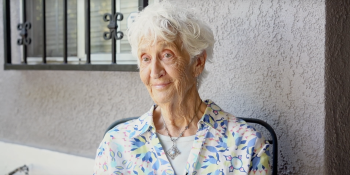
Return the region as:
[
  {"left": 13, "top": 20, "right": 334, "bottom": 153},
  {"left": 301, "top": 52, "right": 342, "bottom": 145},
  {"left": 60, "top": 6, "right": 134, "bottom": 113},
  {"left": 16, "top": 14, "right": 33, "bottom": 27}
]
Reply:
[
  {"left": 22, "top": 0, "right": 27, "bottom": 63},
  {"left": 138, "top": 0, "right": 148, "bottom": 11},
  {"left": 3, "top": 0, "right": 11, "bottom": 64},
  {"left": 111, "top": 0, "right": 116, "bottom": 64},
  {"left": 42, "top": 0, "right": 46, "bottom": 63},
  {"left": 63, "top": 0, "right": 67, "bottom": 63},
  {"left": 85, "top": 0, "right": 91, "bottom": 63},
  {"left": 103, "top": 13, "right": 123, "bottom": 40}
]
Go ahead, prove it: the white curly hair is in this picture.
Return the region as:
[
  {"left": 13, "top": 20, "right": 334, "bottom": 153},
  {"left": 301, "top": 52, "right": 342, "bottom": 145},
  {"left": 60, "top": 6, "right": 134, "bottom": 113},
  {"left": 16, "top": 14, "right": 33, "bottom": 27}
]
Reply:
[{"left": 127, "top": 2, "right": 215, "bottom": 88}]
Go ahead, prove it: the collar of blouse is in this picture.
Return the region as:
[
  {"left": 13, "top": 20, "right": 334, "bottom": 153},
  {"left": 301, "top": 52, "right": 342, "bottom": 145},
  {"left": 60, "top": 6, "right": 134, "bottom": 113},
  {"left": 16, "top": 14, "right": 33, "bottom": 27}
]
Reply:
[{"left": 129, "top": 99, "right": 231, "bottom": 138}]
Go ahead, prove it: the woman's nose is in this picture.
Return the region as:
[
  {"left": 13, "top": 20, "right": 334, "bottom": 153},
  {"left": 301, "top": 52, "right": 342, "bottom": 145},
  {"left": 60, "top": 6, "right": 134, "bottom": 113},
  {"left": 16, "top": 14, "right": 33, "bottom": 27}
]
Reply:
[{"left": 150, "top": 59, "right": 165, "bottom": 79}]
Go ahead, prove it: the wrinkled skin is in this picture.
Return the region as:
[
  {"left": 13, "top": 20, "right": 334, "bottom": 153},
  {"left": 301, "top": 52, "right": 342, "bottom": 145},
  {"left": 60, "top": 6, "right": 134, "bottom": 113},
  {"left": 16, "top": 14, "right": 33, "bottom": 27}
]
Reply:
[{"left": 138, "top": 38, "right": 207, "bottom": 136}]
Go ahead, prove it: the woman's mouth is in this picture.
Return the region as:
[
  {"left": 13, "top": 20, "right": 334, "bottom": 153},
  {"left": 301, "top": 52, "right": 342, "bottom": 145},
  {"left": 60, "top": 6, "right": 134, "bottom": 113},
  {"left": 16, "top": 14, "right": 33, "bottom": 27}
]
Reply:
[{"left": 152, "top": 82, "right": 171, "bottom": 89}]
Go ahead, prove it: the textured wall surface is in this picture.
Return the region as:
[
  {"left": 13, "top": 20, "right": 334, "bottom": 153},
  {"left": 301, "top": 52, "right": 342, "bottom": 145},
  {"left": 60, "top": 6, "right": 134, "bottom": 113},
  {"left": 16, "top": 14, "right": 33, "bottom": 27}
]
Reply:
[
  {"left": 168, "top": 0, "right": 325, "bottom": 174},
  {"left": 0, "top": 0, "right": 325, "bottom": 174},
  {"left": 325, "top": 0, "right": 350, "bottom": 174}
]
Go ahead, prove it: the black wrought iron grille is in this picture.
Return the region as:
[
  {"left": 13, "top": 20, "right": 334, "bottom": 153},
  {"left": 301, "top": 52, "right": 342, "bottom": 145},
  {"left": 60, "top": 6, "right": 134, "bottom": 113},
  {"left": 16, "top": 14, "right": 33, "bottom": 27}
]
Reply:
[{"left": 3, "top": 0, "right": 149, "bottom": 71}]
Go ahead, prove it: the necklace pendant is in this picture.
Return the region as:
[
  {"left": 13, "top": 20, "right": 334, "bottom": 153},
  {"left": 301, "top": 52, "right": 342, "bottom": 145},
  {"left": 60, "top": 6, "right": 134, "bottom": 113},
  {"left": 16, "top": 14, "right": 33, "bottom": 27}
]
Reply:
[{"left": 166, "top": 145, "right": 181, "bottom": 159}]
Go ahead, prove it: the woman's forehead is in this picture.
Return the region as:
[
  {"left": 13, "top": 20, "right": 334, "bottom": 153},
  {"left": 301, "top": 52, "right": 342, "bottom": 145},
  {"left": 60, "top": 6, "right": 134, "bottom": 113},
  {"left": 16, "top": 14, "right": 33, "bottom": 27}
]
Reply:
[{"left": 138, "top": 37, "right": 182, "bottom": 53}]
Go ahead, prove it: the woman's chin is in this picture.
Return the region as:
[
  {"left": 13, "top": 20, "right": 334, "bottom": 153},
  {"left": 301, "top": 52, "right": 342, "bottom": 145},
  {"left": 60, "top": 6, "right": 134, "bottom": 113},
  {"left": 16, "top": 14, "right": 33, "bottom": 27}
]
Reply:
[{"left": 151, "top": 92, "right": 175, "bottom": 105}]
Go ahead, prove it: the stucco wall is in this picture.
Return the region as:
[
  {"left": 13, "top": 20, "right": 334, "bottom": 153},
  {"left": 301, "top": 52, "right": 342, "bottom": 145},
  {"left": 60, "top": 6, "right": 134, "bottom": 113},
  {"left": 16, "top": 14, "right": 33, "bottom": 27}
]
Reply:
[
  {"left": 0, "top": 0, "right": 325, "bottom": 174},
  {"left": 325, "top": 0, "right": 350, "bottom": 174}
]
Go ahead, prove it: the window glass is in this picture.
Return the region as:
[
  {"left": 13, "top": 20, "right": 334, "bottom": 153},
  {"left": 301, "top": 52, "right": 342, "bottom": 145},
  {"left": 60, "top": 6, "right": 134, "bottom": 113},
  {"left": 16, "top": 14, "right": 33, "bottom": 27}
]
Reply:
[
  {"left": 90, "top": 0, "right": 110, "bottom": 54},
  {"left": 27, "top": 0, "right": 78, "bottom": 58},
  {"left": 90, "top": 0, "right": 138, "bottom": 64},
  {"left": 25, "top": 0, "right": 140, "bottom": 64}
]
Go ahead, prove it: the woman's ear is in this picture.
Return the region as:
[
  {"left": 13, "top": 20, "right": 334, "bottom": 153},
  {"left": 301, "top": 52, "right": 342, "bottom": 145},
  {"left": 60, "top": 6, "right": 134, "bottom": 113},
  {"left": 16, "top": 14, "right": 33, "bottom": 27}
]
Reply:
[{"left": 193, "top": 50, "right": 207, "bottom": 77}]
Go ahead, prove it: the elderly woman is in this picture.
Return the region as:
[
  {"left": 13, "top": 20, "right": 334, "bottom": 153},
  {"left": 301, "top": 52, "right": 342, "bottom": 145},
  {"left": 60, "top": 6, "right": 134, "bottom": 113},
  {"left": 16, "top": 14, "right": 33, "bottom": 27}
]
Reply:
[{"left": 94, "top": 2, "right": 270, "bottom": 175}]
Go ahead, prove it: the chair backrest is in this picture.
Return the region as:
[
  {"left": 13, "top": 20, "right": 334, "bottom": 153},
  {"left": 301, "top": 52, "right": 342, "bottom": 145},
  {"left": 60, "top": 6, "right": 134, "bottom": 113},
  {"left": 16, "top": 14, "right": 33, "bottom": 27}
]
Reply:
[
  {"left": 238, "top": 117, "right": 278, "bottom": 175},
  {"left": 104, "top": 117, "right": 278, "bottom": 175},
  {"left": 104, "top": 117, "right": 139, "bottom": 135}
]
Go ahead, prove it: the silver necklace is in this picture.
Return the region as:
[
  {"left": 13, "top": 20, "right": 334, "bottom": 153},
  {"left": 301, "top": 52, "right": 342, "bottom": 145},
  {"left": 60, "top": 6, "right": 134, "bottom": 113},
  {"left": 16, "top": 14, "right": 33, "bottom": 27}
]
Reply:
[{"left": 160, "top": 100, "right": 202, "bottom": 160}]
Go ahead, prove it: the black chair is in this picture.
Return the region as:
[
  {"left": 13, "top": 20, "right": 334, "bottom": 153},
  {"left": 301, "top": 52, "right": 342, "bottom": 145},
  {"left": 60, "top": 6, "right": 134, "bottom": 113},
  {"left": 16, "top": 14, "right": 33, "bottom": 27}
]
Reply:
[
  {"left": 105, "top": 116, "right": 139, "bottom": 135},
  {"left": 238, "top": 117, "right": 278, "bottom": 175},
  {"left": 105, "top": 117, "right": 278, "bottom": 175}
]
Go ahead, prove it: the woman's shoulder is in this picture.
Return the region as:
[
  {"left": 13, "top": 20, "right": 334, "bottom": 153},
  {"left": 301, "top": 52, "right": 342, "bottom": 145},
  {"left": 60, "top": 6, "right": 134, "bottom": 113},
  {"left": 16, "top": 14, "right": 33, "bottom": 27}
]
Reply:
[
  {"left": 203, "top": 99, "right": 265, "bottom": 140},
  {"left": 226, "top": 113, "right": 264, "bottom": 138},
  {"left": 106, "top": 118, "right": 138, "bottom": 134},
  {"left": 104, "top": 111, "right": 154, "bottom": 141}
]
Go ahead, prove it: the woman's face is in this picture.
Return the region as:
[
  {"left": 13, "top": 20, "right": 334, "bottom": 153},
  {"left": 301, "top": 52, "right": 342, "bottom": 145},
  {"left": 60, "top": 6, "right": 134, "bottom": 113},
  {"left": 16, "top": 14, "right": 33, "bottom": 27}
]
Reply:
[{"left": 138, "top": 38, "right": 198, "bottom": 105}]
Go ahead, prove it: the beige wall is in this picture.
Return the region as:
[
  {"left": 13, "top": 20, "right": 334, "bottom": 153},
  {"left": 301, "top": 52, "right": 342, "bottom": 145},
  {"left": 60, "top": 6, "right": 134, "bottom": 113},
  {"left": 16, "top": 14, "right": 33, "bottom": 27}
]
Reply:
[{"left": 0, "top": 0, "right": 326, "bottom": 174}]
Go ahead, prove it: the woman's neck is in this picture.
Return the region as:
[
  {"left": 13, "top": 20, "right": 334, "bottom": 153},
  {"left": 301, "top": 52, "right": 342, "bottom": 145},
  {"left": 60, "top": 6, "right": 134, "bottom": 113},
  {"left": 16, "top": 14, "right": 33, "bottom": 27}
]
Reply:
[{"left": 153, "top": 88, "right": 207, "bottom": 137}]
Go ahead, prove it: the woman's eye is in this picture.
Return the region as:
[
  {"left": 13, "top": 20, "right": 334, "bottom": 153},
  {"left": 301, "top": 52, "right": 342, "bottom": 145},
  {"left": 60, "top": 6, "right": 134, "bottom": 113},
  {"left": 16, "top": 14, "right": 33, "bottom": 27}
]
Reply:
[
  {"left": 142, "top": 56, "right": 150, "bottom": 62},
  {"left": 164, "top": 53, "right": 173, "bottom": 59}
]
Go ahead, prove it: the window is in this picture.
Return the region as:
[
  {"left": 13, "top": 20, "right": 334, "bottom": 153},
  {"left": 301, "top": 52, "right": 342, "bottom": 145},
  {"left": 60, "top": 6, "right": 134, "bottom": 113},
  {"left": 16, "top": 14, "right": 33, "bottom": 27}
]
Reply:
[{"left": 3, "top": 0, "right": 157, "bottom": 71}]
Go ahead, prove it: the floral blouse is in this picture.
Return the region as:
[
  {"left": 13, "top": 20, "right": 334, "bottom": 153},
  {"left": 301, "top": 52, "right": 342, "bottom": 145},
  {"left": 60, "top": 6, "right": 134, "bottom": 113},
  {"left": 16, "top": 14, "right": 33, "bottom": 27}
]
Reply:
[{"left": 94, "top": 100, "right": 270, "bottom": 175}]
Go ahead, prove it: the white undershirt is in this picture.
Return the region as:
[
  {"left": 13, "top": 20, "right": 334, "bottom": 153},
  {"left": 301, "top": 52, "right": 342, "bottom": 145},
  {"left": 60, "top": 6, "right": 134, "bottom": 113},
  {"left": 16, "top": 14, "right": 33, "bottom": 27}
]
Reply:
[{"left": 156, "top": 133, "right": 196, "bottom": 175}]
